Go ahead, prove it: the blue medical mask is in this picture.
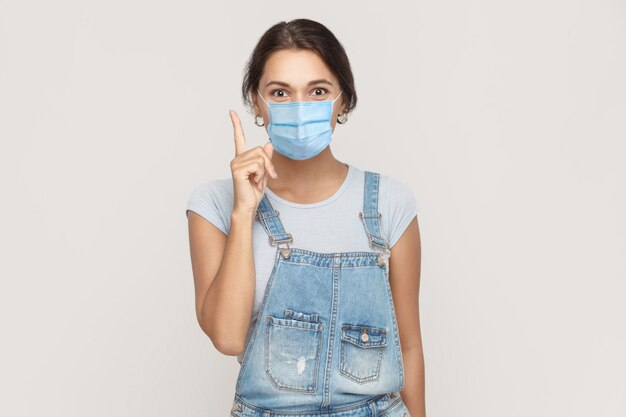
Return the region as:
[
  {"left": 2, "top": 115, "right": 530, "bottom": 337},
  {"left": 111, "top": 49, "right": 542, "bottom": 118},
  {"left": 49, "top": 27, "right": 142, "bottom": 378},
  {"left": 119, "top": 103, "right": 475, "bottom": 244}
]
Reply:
[{"left": 257, "top": 89, "right": 343, "bottom": 160}]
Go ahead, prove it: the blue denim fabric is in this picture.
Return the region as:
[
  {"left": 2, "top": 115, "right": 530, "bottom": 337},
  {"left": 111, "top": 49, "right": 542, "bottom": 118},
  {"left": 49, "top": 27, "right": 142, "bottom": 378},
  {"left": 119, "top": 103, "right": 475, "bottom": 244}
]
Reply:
[{"left": 231, "top": 171, "right": 410, "bottom": 416}]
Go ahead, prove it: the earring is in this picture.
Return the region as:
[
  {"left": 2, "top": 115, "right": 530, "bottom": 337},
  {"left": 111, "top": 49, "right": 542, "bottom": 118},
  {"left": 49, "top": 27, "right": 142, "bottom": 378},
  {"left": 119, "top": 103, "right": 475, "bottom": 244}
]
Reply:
[
  {"left": 337, "top": 112, "right": 348, "bottom": 124},
  {"left": 254, "top": 115, "right": 264, "bottom": 127}
]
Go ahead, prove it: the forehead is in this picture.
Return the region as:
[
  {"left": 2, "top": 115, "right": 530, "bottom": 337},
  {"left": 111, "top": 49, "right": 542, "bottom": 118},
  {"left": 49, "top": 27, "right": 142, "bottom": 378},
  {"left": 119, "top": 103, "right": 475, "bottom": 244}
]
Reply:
[{"left": 261, "top": 49, "right": 336, "bottom": 87}]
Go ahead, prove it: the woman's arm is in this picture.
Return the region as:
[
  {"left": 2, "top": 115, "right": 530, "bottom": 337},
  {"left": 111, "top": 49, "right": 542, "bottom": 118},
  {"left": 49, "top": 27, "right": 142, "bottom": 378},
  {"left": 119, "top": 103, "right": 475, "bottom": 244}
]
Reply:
[
  {"left": 187, "top": 110, "right": 276, "bottom": 357},
  {"left": 389, "top": 216, "right": 426, "bottom": 417},
  {"left": 187, "top": 208, "right": 256, "bottom": 356}
]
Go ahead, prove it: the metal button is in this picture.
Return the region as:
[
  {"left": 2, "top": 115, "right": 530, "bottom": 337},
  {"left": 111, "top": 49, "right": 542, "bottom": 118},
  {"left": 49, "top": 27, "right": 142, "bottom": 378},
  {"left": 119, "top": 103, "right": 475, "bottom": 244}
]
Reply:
[
  {"left": 377, "top": 253, "right": 385, "bottom": 266},
  {"left": 360, "top": 329, "right": 369, "bottom": 342},
  {"left": 280, "top": 248, "right": 291, "bottom": 258}
]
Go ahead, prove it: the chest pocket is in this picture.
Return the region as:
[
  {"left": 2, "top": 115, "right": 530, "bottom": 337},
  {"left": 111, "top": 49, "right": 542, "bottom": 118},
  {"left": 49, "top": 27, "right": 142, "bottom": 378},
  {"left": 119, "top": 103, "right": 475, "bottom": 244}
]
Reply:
[
  {"left": 339, "top": 323, "right": 388, "bottom": 383},
  {"left": 264, "top": 310, "right": 323, "bottom": 393}
]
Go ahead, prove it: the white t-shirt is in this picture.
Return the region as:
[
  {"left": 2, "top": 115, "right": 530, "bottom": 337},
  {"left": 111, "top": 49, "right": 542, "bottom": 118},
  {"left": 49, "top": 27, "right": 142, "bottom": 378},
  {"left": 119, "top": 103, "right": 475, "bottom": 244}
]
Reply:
[{"left": 185, "top": 163, "right": 420, "bottom": 363}]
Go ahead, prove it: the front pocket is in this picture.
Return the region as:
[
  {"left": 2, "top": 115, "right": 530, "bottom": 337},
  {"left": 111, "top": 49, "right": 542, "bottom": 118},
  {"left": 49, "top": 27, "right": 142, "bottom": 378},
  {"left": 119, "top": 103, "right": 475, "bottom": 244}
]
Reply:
[
  {"left": 339, "top": 323, "right": 388, "bottom": 383},
  {"left": 264, "top": 315, "right": 323, "bottom": 393}
]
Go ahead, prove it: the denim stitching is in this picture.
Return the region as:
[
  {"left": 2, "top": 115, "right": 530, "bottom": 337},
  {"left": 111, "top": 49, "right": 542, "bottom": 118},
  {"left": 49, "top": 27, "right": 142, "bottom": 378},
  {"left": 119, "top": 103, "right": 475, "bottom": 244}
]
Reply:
[
  {"left": 338, "top": 324, "right": 387, "bottom": 383},
  {"left": 381, "top": 264, "right": 406, "bottom": 391},
  {"left": 234, "top": 249, "right": 282, "bottom": 393},
  {"left": 378, "top": 396, "right": 405, "bottom": 417},
  {"left": 264, "top": 315, "right": 323, "bottom": 393}
]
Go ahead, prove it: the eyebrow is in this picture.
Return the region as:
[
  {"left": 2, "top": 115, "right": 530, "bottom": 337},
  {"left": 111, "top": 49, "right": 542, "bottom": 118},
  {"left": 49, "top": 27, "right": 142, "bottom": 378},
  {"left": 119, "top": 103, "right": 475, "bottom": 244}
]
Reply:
[{"left": 265, "top": 79, "right": 334, "bottom": 88}]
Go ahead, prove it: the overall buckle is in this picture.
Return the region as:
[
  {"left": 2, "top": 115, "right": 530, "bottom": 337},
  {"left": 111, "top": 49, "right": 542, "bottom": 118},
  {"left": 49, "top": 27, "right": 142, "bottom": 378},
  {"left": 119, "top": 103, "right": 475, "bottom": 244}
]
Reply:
[{"left": 269, "top": 234, "right": 293, "bottom": 258}]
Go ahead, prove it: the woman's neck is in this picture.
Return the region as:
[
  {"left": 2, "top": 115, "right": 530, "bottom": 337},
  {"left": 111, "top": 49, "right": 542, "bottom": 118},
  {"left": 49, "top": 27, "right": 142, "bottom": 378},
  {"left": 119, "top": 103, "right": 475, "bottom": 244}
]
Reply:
[{"left": 265, "top": 147, "right": 349, "bottom": 204}]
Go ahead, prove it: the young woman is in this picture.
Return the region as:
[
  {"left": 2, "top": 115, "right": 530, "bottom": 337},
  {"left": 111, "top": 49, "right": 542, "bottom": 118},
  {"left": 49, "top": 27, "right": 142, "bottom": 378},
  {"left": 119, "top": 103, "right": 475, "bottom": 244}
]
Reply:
[{"left": 186, "top": 19, "right": 425, "bottom": 417}]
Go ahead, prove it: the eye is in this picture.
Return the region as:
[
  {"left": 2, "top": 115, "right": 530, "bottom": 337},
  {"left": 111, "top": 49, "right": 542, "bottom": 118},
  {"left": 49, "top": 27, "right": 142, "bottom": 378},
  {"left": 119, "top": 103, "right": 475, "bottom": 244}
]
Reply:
[
  {"left": 270, "top": 89, "right": 288, "bottom": 98},
  {"left": 312, "top": 88, "right": 328, "bottom": 96}
]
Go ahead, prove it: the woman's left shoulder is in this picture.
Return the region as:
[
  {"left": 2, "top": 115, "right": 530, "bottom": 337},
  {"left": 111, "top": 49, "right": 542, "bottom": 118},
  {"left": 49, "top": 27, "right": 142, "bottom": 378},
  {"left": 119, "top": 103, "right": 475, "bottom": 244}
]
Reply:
[
  {"left": 378, "top": 172, "right": 418, "bottom": 207},
  {"left": 376, "top": 172, "right": 421, "bottom": 249}
]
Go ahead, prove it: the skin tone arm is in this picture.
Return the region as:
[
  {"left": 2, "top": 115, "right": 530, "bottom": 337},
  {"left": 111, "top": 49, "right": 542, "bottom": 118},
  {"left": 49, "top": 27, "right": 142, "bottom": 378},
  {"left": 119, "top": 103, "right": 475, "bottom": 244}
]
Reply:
[
  {"left": 189, "top": 49, "right": 349, "bottom": 355},
  {"left": 187, "top": 207, "right": 256, "bottom": 355},
  {"left": 389, "top": 216, "right": 426, "bottom": 417},
  {"left": 187, "top": 110, "right": 277, "bottom": 355}
]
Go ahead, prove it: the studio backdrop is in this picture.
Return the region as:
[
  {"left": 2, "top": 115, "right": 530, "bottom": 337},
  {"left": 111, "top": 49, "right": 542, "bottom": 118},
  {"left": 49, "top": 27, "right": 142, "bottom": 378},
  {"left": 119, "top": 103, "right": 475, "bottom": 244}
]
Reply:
[{"left": 0, "top": 1, "right": 624, "bottom": 416}]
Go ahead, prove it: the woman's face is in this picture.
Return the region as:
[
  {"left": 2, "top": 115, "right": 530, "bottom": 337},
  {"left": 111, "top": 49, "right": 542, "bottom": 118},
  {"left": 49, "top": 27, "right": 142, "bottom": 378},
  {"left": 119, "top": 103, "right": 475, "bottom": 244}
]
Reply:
[{"left": 253, "top": 48, "right": 346, "bottom": 132}]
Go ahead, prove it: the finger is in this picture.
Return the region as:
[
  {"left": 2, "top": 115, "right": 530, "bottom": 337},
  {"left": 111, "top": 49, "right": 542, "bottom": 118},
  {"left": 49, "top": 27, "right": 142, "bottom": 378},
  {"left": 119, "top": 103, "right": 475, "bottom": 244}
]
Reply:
[
  {"left": 243, "top": 144, "right": 277, "bottom": 179},
  {"left": 261, "top": 169, "right": 268, "bottom": 192},
  {"left": 255, "top": 169, "right": 263, "bottom": 191},
  {"left": 245, "top": 158, "right": 266, "bottom": 190},
  {"left": 230, "top": 110, "right": 246, "bottom": 156},
  {"left": 264, "top": 141, "right": 274, "bottom": 159},
  {"left": 262, "top": 142, "right": 277, "bottom": 178}
]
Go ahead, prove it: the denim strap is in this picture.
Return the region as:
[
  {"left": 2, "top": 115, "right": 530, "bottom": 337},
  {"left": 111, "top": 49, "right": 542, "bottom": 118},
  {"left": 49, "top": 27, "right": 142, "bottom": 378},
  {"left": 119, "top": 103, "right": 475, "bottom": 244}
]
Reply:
[
  {"left": 255, "top": 194, "right": 292, "bottom": 247},
  {"left": 360, "top": 171, "right": 390, "bottom": 250},
  {"left": 255, "top": 171, "right": 389, "bottom": 251}
]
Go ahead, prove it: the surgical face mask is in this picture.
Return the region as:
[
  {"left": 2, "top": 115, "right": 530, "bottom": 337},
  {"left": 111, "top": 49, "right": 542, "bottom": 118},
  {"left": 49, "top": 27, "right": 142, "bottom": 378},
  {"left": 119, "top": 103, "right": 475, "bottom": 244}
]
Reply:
[{"left": 257, "top": 89, "right": 343, "bottom": 160}]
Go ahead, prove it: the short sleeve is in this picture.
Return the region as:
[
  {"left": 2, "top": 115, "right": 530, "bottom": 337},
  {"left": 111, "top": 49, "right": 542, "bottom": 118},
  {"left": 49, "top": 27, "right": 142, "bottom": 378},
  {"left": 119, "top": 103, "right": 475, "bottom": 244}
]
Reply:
[
  {"left": 382, "top": 175, "right": 420, "bottom": 249},
  {"left": 185, "top": 178, "right": 233, "bottom": 235}
]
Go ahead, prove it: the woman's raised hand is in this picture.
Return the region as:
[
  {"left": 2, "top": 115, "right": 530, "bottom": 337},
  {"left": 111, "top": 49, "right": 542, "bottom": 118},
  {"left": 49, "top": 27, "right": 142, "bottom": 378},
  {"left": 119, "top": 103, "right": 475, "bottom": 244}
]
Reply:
[{"left": 229, "top": 109, "right": 278, "bottom": 217}]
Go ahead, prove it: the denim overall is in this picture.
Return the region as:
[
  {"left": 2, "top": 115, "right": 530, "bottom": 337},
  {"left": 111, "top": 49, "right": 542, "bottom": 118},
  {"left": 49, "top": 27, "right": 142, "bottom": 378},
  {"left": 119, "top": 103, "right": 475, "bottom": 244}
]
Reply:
[{"left": 230, "top": 171, "right": 411, "bottom": 417}]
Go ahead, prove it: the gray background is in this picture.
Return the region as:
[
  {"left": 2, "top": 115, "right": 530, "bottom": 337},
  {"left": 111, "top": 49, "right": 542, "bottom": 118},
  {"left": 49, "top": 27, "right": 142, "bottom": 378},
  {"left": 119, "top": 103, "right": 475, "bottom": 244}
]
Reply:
[{"left": 1, "top": 0, "right": 624, "bottom": 416}]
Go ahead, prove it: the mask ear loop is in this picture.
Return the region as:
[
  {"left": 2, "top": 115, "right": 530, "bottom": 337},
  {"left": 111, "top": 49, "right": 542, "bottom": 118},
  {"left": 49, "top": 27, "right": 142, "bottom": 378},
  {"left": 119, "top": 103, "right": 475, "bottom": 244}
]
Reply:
[
  {"left": 257, "top": 89, "right": 270, "bottom": 107},
  {"left": 256, "top": 90, "right": 271, "bottom": 131}
]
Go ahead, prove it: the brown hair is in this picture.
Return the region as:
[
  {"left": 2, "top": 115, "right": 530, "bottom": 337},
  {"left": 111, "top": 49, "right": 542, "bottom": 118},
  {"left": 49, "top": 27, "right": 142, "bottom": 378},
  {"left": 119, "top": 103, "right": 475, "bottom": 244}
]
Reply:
[{"left": 241, "top": 19, "right": 357, "bottom": 117}]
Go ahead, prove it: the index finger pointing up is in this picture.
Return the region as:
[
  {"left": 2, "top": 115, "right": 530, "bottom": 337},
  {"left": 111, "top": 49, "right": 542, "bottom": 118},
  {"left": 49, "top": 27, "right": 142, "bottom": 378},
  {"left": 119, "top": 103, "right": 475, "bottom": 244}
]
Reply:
[{"left": 229, "top": 109, "right": 246, "bottom": 155}]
